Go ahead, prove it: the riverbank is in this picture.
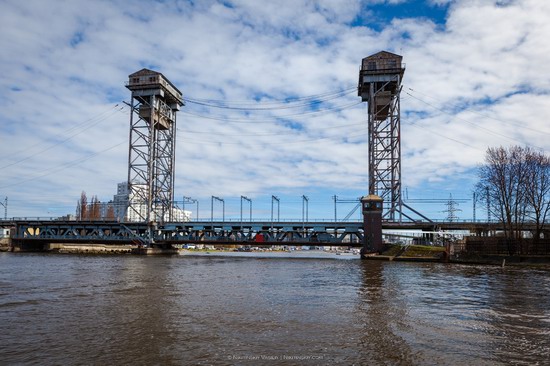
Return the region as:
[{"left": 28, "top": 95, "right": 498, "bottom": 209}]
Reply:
[
  {"left": 361, "top": 244, "right": 446, "bottom": 262},
  {"left": 4, "top": 241, "right": 550, "bottom": 266},
  {"left": 0, "top": 238, "right": 10, "bottom": 252},
  {"left": 179, "top": 249, "right": 359, "bottom": 260},
  {"left": 450, "top": 253, "right": 550, "bottom": 266}
]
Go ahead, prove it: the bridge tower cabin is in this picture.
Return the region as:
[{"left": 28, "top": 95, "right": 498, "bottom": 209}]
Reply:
[
  {"left": 126, "top": 69, "right": 184, "bottom": 227},
  {"left": 361, "top": 194, "right": 384, "bottom": 256},
  {"left": 358, "top": 51, "right": 405, "bottom": 221}
]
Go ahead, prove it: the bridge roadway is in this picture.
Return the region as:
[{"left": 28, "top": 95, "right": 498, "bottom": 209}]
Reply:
[{"left": 2, "top": 218, "right": 516, "bottom": 248}]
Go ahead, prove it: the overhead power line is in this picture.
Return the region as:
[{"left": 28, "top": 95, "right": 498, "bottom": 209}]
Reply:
[
  {"left": 178, "top": 128, "right": 369, "bottom": 146},
  {"left": 407, "top": 87, "right": 550, "bottom": 136},
  {"left": 185, "top": 86, "right": 357, "bottom": 107},
  {"left": 0, "top": 104, "right": 125, "bottom": 169},
  {"left": 0, "top": 141, "right": 126, "bottom": 190},
  {"left": 404, "top": 120, "right": 482, "bottom": 150},
  {"left": 182, "top": 100, "right": 362, "bottom": 124},
  {"left": 405, "top": 89, "right": 545, "bottom": 150},
  {"left": 178, "top": 121, "right": 367, "bottom": 137}
]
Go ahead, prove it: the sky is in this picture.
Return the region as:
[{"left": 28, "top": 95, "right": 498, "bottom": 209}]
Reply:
[{"left": 1, "top": 0, "right": 550, "bottom": 222}]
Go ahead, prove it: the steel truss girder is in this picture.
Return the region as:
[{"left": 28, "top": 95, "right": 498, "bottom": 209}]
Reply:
[
  {"left": 127, "top": 93, "right": 177, "bottom": 223},
  {"left": 13, "top": 221, "right": 366, "bottom": 247},
  {"left": 367, "top": 79, "right": 402, "bottom": 221}
]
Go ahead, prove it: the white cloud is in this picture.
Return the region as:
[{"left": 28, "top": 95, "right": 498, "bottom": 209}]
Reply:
[{"left": 1, "top": 0, "right": 549, "bottom": 220}]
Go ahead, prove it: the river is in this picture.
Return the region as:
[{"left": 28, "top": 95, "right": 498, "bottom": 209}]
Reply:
[{"left": 1, "top": 252, "right": 549, "bottom": 365}]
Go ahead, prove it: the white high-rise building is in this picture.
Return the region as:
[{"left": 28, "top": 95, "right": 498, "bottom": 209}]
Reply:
[
  {"left": 113, "top": 182, "right": 130, "bottom": 221},
  {"left": 117, "top": 182, "right": 191, "bottom": 222}
]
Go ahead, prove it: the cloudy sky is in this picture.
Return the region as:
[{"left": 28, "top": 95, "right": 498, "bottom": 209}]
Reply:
[{"left": 1, "top": 0, "right": 550, "bottom": 221}]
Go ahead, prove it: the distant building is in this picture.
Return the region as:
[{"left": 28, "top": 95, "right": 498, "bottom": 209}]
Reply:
[
  {"left": 126, "top": 183, "right": 145, "bottom": 222},
  {"left": 113, "top": 182, "right": 130, "bottom": 221},
  {"left": 122, "top": 182, "right": 191, "bottom": 222},
  {"left": 75, "top": 182, "right": 191, "bottom": 222}
]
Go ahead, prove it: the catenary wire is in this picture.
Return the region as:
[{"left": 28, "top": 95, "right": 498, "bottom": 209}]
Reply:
[
  {"left": 405, "top": 90, "right": 545, "bottom": 150},
  {"left": 181, "top": 101, "right": 362, "bottom": 124},
  {"left": 0, "top": 104, "right": 124, "bottom": 169},
  {"left": 407, "top": 87, "right": 550, "bottom": 136},
  {"left": 185, "top": 86, "right": 357, "bottom": 107}
]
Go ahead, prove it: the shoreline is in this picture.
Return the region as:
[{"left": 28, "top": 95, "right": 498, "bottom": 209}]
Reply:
[
  {"left": 3, "top": 242, "right": 550, "bottom": 267},
  {"left": 178, "top": 249, "right": 360, "bottom": 260}
]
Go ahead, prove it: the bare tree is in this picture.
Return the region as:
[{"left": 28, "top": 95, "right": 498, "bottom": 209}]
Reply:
[
  {"left": 524, "top": 150, "right": 550, "bottom": 244},
  {"left": 106, "top": 203, "right": 115, "bottom": 220},
  {"left": 476, "top": 146, "right": 530, "bottom": 242},
  {"left": 79, "top": 191, "right": 88, "bottom": 220},
  {"left": 90, "top": 195, "right": 101, "bottom": 220}
]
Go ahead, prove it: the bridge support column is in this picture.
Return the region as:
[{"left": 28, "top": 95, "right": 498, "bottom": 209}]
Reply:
[{"left": 361, "top": 195, "right": 384, "bottom": 258}]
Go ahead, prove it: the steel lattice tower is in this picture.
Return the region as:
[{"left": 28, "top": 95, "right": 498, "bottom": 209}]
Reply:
[
  {"left": 358, "top": 51, "right": 405, "bottom": 221},
  {"left": 126, "top": 69, "right": 183, "bottom": 224}
]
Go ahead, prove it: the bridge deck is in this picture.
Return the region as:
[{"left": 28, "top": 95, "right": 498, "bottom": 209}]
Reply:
[{"left": 3, "top": 219, "right": 511, "bottom": 247}]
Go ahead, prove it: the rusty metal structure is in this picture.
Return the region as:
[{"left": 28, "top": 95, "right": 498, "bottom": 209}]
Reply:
[
  {"left": 358, "top": 51, "right": 405, "bottom": 221},
  {"left": 126, "top": 69, "right": 184, "bottom": 225}
]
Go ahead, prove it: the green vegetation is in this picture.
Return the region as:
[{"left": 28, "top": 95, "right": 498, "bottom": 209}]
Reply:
[
  {"left": 382, "top": 244, "right": 446, "bottom": 258},
  {"left": 381, "top": 244, "right": 402, "bottom": 256},
  {"left": 404, "top": 245, "right": 446, "bottom": 257}
]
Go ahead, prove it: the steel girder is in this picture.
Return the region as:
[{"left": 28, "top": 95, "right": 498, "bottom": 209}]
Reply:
[
  {"left": 127, "top": 94, "right": 177, "bottom": 223},
  {"left": 12, "top": 221, "right": 365, "bottom": 246},
  {"left": 367, "top": 78, "right": 402, "bottom": 221}
]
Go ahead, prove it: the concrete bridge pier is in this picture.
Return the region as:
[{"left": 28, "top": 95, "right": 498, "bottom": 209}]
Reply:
[
  {"left": 361, "top": 195, "right": 384, "bottom": 258},
  {"left": 131, "top": 243, "right": 178, "bottom": 255}
]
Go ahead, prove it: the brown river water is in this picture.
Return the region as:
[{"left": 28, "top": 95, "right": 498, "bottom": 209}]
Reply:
[{"left": 0, "top": 252, "right": 549, "bottom": 365}]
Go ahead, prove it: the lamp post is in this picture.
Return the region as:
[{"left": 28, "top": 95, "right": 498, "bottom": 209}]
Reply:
[
  {"left": 302, "top": 195, "right": 309, "bottom": 233},
  {"left": 183, "top": 196, "right": 199, "bottom": 221},
  {"left": 271, "top": 195, "right": 280, "bottom": 231},
  {"left": 211, "top": 196, "right": 224, "bottom": 223},
  {"left": 241, "top": 196, "right": 252, "bottom": 230}
]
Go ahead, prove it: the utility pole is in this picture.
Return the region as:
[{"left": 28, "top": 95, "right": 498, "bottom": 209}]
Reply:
[
  {"left": 443, "top": 194, "right": 462, "bottom": 222},
  {"left": 333, "top": 195, "right": 337, "bottom": 222},
  {"left": 0, "top": 197, "right": 7, "bottom": 220},
  {"left": 485, "top": 186, "right": 491, "bottom": 222},
  {"left": 473, "top": 192, "right": 476, "bottom": 222}
]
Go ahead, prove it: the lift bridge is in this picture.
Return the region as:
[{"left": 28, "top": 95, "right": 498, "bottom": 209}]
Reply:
[
  {"left": 9, "top": 220, "right": 367, "bottom": 249},
  {"left": 6, "top": 51, "right": 454, "bottom": 253},
  {"left": 6, "top": 217, "right": 494, "bottom": 251}
]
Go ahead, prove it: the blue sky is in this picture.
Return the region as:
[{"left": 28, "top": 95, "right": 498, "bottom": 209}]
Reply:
[
  {"left": 1, "top": 0, "right": 550, "bottom": 221},
  {"left": 358, "top": 0, "right": 449, "bottom": 30}
]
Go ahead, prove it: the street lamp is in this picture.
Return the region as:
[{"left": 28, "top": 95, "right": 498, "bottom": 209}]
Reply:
[
  {"left": 241, "top": 196, "right": 252, "bottom": 230},
  {"left": 183, "top": 196, "right": 199, "bottom": 221},
  {"left": 271, "top": 195, "right": 280, "bottom": 231},
  {"left": 302, "top": 195, "right": 309, "bottom": 233},
  {"left": 211, "top": 196, "right": 225, "bottom": 223}
]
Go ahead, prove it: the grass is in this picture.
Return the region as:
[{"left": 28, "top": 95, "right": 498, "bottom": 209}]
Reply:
[{"left": 382, "top": 244, "right": 446, "bottom": 258}]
